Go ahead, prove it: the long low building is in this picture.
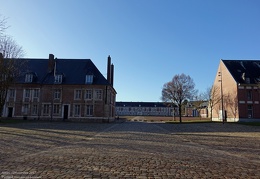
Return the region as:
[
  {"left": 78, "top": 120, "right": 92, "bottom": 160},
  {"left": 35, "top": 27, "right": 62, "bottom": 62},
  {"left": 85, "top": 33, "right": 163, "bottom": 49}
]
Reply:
[{"left": 116, "top": 102, "right": 178, "bottom": 116}]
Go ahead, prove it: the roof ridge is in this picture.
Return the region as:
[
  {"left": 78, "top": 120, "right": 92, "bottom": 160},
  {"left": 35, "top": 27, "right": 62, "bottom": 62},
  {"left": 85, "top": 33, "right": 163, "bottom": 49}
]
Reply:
[{"left": 222, "top": 59, "right": 260, "bottom": 61}]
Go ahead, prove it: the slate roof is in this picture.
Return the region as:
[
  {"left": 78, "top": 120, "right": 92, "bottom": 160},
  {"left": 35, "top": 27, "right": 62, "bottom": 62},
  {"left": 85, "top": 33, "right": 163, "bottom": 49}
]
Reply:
[
  {"left": 222, "top": 60, "right": 260, "bottom": 84},
  {"left": 16, "top": 58, "right": 110, "bottom": 85},
  {"left": 116, "top": 102, "right": 175, "bottom": 108},
  {"left": 186, "top": 101, "right": 208, "bottom": 108}
]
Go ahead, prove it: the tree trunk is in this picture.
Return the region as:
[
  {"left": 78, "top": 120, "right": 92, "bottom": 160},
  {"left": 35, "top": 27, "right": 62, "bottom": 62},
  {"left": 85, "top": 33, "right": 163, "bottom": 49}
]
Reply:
[
  {"left": 179, "top": 105, "right": 182, "bottom": 123},
  {"left": 210, "top": 108, "right": 213, "bottom": 121}
]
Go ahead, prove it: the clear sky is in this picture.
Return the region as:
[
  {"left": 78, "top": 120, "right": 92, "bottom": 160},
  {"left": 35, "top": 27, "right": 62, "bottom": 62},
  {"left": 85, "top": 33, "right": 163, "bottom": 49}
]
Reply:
[{"left": 1, "top": 0, "right": 260, "bottom": 102}]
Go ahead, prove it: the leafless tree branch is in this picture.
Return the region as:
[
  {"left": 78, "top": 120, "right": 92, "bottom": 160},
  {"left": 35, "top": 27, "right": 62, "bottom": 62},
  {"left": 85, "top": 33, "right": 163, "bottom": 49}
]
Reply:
[
  {"left": 205, "top": 85, "right": 221, "bottom": 120},
  {"left": 0, "top": 36, "right": 25, "bottom": 58},
  {"left": 0, "top": 15, "right": 9, "bottom": 37}
]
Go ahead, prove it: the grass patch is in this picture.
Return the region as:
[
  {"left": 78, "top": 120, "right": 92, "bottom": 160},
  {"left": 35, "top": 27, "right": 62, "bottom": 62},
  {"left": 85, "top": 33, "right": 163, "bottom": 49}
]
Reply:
[{"left": 119, "top": 116, "right": 136, "bottom": 121}]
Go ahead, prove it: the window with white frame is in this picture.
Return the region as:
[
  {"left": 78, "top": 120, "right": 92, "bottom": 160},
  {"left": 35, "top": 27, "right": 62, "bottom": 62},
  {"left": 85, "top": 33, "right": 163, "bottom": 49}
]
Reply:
[
  {"left": 23, "top": 104, "right": 29, "bottom": 114},
  {"left": 54, "top": 89, "right": 61, "bottom": 99},
  {"left": 33, "top": 89, "right": 39, "bottom": 98},
  {"left": 74, "top": 104, "right": 81, "bottom": 116},
  {"left": 248, "top": 105, "right": 253, "bottom": 118},
  {"left": 74, "top": 90, "right": 82, "bottom": 100},
  {"left": 53, "top": 104, "right": 60, "bottom": 114},
  {"left": 85, "top": 75, "right": 93, "bottom": 84},
  {"left": 86, "top": 105, "right": 93, "bottom": 116},
  {"left": 43, "top": 104, "right": 50, "bottom": 115},
  {"left": 8, "top": 89, "right": 15, "bottom": 98},
  {"left": 54, "top": 75, "right": 63, "bottom": 84},
  {"left": 247, "top": 90, "right": 252, "bottom": 100},
  {"left": 25, "top": 74, "right": 33, "bottom": 83},
  {"left": 94, "top": 89, "right": 102, "bottom": 100},
  {"left": 32, "top": 104, "right": 38, "bottom": 115},
  {"left": 24, "top": 89, "right": 30, "bottom": 98},
  {"left": 85, "top": 89, "right": 92, "bottom": 100}
]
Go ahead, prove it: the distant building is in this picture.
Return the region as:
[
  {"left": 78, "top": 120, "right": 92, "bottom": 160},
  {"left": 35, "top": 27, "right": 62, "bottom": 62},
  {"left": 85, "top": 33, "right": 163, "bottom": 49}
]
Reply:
[
  {"left": 116, "top": 102, "right": 178, "bottom": 116},
  {"left": 2, "top": 54, "right": 116, "bottom": 122},
  {"left": 212, "top": 59, "right": 260, "bottom": 122},
  {"left": 185, "top": 101, "right": 208, "bottom": 118}
]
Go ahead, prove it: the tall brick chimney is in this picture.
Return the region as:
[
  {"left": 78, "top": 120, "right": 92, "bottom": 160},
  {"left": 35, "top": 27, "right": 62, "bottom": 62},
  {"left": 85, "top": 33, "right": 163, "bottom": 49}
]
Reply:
[
  {"left": 111, "top": 63, "right": 114, "bottom": 86},
  {"left": 48, "top": 54, "right": 55, "bottom": 73},
  {"left": 107, "top": 55, "right": 111, "bottom": 83}
]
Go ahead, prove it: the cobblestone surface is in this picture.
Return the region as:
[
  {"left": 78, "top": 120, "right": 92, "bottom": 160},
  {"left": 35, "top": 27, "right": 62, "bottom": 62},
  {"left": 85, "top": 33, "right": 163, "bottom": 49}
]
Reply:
[{"left": 0, "top": 119, "right": 259, "bottom": 178}]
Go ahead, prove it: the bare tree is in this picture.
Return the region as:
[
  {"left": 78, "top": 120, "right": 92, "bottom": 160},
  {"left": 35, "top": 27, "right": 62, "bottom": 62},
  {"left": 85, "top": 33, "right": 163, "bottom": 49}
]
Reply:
[
  {"left": 225, "top": 92, "right": 238, "bottom": 121},
  {"left": 161, "top": 73, "right": 196, "bottom": 123},
  {"left": 0, "top": 15, "right": 8, "bottom": 37},
  {"left": 0, "top": 36, "right": 25, "bottom": 58},
  {"left": 0, "top": 16, "right": 25, "bottom": 118},
  {"left": 206, "top": 85, "right": 221, "bottom": 120}
]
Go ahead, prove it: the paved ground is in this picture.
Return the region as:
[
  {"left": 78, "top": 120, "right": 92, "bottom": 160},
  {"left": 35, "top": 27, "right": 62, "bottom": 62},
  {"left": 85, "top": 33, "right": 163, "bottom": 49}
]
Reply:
[{"left": 0, "top": 118, "right": 259, "bottom": 179}]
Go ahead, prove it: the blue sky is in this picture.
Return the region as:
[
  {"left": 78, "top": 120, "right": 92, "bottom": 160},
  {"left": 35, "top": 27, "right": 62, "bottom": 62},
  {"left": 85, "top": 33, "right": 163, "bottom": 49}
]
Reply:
[{"left": 1, "top": 0, "right": 260, "bottom": 102}]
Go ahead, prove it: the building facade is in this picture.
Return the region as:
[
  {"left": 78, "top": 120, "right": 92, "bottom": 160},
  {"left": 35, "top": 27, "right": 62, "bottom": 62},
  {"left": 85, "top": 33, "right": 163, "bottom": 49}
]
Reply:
[
  {"left": 2, "top": 54, "right": 116, "bottom": 122},
  {"left": 116, "top": 102, "right": 177, "bottom": 116},
  {"left": 185, "top": 101, "right": 208, "bottom": 118},
  {"left": 212, "top": 59, "right": 260, "bottom": 122}
]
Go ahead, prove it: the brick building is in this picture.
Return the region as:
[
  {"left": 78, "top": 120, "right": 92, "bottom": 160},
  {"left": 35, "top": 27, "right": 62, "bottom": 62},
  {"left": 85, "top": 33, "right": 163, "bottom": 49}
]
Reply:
[
  {"left": 212, "top": 59, "right": 260, "bottom": 122},
  {"left": 185, "top": 101, "right": 208, "bottom": 118},
  {"left": 116, "top": 102, "right": 178, "bottom": 116},
  {"left": 2, "top": 54, "right": 116, "bottom": 122}
]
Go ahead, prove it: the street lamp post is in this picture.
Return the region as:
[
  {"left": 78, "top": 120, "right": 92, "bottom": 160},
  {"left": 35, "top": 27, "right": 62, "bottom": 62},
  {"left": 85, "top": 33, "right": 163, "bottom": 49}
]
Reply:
[{"left": 218, "top": 71, "right": 224, "bottom": 124}]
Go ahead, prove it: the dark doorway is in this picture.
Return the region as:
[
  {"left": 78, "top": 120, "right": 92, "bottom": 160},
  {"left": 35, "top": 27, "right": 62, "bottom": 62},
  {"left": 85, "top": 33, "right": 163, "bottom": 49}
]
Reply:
[
  {"left": 8, "top": 107, "right": 13, "bottom": 118},
  {"left": 63, "top": 105, "right": 68, "bottom": 121}
]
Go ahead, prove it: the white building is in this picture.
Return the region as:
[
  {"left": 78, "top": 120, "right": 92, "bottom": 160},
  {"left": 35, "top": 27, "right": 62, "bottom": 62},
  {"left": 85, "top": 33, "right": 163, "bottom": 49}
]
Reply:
[{"left": 116, "top": 102, "right": 178, "bottom": 116}]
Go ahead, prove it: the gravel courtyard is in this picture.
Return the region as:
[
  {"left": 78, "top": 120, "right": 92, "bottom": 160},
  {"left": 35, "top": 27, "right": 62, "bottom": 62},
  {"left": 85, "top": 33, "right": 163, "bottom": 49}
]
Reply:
[{"left": 0, "top": 119, "right": 259, "bottom": 179}]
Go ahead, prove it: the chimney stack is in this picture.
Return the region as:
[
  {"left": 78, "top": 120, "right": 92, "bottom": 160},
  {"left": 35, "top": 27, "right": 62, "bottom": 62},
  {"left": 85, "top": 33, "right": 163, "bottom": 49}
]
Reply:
[
  {"left": 48, "top": 54, "right": 55, "bottom": 72},
  {"left": 111, "top": 63, "right": 114, "bottom": 86},
  {"left": 107, "top": 55, "right": 111, "bottom": 83},
  {"left": 107, "top": 55, "right": 114, "bottom": 86}
]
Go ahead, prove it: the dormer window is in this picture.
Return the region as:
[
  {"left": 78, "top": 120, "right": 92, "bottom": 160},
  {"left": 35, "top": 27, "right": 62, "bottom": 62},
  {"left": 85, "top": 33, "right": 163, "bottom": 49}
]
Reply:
[
  {"left": 85, "top": 75, "right": 93, "bottom": 84},
  {"left": 25, "top": 74, "right": 33, "bottom": 83},
  {"left": 245, "top": 78, "right": 250, "bottom": 84},
  {"left": 54, "top": 75, "right": 63, "bottom": 84}
]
